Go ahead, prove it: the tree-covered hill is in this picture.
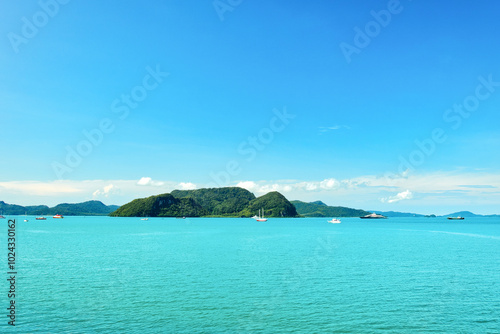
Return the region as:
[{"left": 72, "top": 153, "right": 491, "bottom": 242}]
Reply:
[
  {"left": 110, "top": 193, "right": 207, "bottom": 217},
  {"left": 0, "top": 200, "right": 117, "bottom": 216},
  {"left": 240, "top": 191, "right": 299, "bottom": 217},
  {"left": 0, "top": 201, "right": 27, "bottom": 215},
  {"left": 111, "top": 187, "right": 298, "bottom": 218},
  {"left": 171, "top": 187, "right": 256, "bottom": 216},
  {"left": 48, "top": 201, "right": 120, "bottom": 216},
  {"left": 291, "top": 200, "right": 370, "bottom": 217}
]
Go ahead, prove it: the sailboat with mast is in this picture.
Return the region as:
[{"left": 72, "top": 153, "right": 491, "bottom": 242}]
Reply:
[{"left": 252, "top": 209, "right": 267, "bottom": 222}]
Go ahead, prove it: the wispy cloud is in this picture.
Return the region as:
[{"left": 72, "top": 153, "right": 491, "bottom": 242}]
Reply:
[
  {"left": 380, "top": 189, "right": 413, "bottom": 203},
  {"left": 0, "top": 180, "right": 81, "bottom": 196},
  {"left": 0, "top": 180, "right": 175, "bottom": 206},
  {"left": 178, "top": 182, "right": 197, "bottom": 190},
  {"left": 318, "top": 125, "right": 351, "bottom": 134},
  {"left": 459, "top": 185, "right": 496, "bottom": 189},
  {"left": 93, "top": 184, "right": 120, "bottom": 198}
]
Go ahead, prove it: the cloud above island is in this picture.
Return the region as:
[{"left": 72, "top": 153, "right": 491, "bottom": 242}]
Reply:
[
  {"left": 137, "top": 177, "right": 164, "bottom": 186},
  {"left": 92, "top": 184, "right": 120, "bottom": 198}
]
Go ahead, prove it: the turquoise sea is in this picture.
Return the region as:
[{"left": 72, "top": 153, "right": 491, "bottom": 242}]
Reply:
[{"left": 2, "top": 216, "right": 500, "bottom": 333}]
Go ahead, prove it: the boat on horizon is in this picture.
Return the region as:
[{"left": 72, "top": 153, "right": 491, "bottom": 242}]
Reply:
[
  {"left": 447, "top": 216, "right": 465, "bottom": 220},
  {"left": 53, "top": 214, "right": 64, "bottom": 219},
  {"left": 360, "top": 213, "right": 387, "bottom": 219},
  {"left": 328, "top": 218, "right": 341, "bottom": 224},
  {"left": 36, "top": 217, "right": 47, "bottom": 220},
  {"left": 141, "top": 218, "right": 149, "bottom": 221}
]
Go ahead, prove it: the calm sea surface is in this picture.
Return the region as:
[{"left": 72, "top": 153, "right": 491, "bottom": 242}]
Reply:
[{"left": 2, "top": 216, "right": 500, "bottom": 333}]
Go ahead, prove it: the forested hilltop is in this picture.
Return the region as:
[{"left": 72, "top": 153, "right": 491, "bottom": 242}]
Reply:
[
  {"left": 110, "top": 187, "right": 299, "bottom": 218},
  {"left": 291, "top": 200, "right": 370, "bottom": 217},
  {"left": 0, "top": 200, "right": 119, "bottom": 216}
]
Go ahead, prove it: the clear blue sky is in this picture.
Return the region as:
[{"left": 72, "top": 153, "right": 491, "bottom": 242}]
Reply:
[{"left": 1, "top": 0, "right": 499, "bottom": 214}]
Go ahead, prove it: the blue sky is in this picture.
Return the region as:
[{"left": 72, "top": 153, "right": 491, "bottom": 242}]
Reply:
[{"left": 1, "top": 0, "right": 499, "bottom": 214}]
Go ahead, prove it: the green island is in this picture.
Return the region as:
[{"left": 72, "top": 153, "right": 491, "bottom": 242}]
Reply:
[
  {"left": 0, "top": 200, "right": 119, "bottom": 216},
  {"left": 110, "top": 187, "right": 299, "bottom": 218},
  {"left": 291, "top": 200, "right": 370, "bottom": 218}
]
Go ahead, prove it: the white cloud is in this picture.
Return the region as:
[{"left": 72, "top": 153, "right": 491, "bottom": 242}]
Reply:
[
  {"left": 236, "top": 181, "right": 258, "bottom": 191},
  {"left": 93, "top": 184, "right": 119, "bottom": 198},
  {"left": 301, "top": 182, "right": 318, "bottom": 191},
  {"left": 137, "top": 177, "right": 152, "bottom": 185},
  {"left": 137, "top": 177, "right": 164, "bottom": 186},
  {"left": 178, "top": 182, "right": 197, "bottom": 190},
  {"left": 381, "top": 190, "right": 413, "bottom": 203},
  {"left": 236, "top": 178, "right": 341, "bottom": 194},
  {"left": 320, "top": 178, "right": 338, "bottom": 189}
]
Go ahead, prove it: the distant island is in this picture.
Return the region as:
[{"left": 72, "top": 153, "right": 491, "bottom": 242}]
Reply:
[
  {"left": 291, "top": 200, "right": 370, "bottom": 217},
  {"left": 371, "top": 210, "right": 500, "bottom": 218},
  {"left": 0, "top": 200, "right": 119, "bottom": 216}
]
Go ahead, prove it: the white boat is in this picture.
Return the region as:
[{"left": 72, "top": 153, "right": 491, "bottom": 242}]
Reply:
[
  {"left": 253, "top": 209, "right": 267, "bottom": 222},
  {"left": 360, "top": 213, "right": 387, "bottom": 219},
  {"left": 24, "top": 211, "right": 29, "bottom": 222},
  {"left": 328, "top": 218, "right": 341, "bottom": 224},
  {"left": 141, "top": 218, "right": 149, "bottom": 221}
]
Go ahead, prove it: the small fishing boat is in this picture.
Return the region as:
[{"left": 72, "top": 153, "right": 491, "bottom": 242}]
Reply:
[
  {"left": 141, "top": 218, "right": 149, "bottom": 221},
  {"left": 36, "top": 217, "right": 47, "bottom": 220},
  {"left": 328, "top": 218, "right": 341, "bottom": 224},
  {"left": 53, "top": 214, "right": 64, "bottom": 219},
  {"left": 447, "top": 216, "right": 465, "bottom": 220}
]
